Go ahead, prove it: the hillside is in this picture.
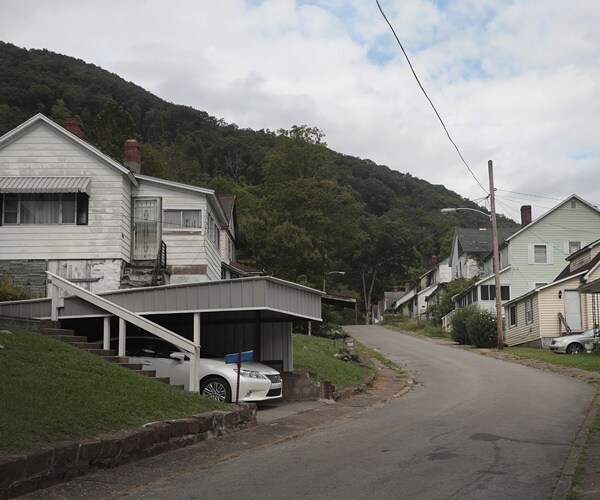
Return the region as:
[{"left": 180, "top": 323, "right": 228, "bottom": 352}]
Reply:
[{"left": 0, "top": 41, "right": 518, "bottom": 315}]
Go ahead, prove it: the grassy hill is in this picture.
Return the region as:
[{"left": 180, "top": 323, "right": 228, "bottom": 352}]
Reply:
[{"left": 0, "top": 41, "right": 518, "bottom": 309}]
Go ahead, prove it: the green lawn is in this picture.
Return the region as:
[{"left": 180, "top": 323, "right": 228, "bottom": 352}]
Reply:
[
  {"left": 292, "top": 334, "right": 383, "bottom": 388},
  {"left": 504, "top": 346, "right": 600, "bottom": 372},
  {"left": 0, "top": 328, "right": 227, "bottom": 456},
  {"left": 0, "top": 328, "right": 385, "bottom": 457}
]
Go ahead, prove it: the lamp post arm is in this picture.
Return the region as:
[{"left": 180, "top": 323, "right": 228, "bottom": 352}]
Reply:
[{"left": 440, "top": 207, "right": 491, "bottom": 220}]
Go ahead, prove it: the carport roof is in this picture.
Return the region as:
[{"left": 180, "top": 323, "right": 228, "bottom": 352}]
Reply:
[{"left": 0, "top": 276, "right": 323, "bottom": 323}]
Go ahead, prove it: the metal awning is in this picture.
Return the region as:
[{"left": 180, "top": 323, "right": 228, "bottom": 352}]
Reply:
[{"left": 0, "top": 177, "right": 91, "bottom": 195}]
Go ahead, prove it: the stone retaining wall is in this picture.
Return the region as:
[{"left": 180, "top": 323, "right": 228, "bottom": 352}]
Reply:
[{"left": 0, "top": 405, "right": 256, "bottom": 499}]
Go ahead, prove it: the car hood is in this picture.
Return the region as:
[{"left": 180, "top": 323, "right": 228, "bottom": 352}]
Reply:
[{"left": 206, "top": 358, "right": 279, "bottom": 374}]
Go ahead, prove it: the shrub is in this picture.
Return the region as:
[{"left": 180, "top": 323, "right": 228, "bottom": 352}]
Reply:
[
  {"left": 450, "top": 306, "right": 498, "bottom": 348},
  {"left": 466, "top": 308, "right": 497, "bottom": 348},
  {"left": 450, "top": 306, "right": 475, "bottom": 345},
  {"left": 0, "top": 278, "right": 31, "bottom": 301}
]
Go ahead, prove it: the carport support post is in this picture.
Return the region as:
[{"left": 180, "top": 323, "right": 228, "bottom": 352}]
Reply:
[
  {"left": 49, "top": 279, "right": 59, "bottom": 322},
  {"left": 189, "top": 312, "right": 201, "bottom": 393},
  {"left": 118, "top": 317, "right": 126, "bottom": 357},
  {"left": 103, "top": 317, "right": 111, "bottom": 351}
]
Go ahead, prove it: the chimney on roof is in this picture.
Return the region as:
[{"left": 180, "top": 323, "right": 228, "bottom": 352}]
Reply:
[
  {"left": 521, "top": 205, "right": 532, "bottom": 227},
  {"left": 478, "top": 220, "right": 488, "bottom": 231},
  {"left": 430, "top": 255, "right": 438, "bottom": 268},
  {"left": 123, "top": 139, "right": 141, "bottom": 174},
  {"left": 64, "top": 118, "right": 84, "bottom": 139},
  {"left": 405, "top": 282, "right": 410, "bottom": 292}
]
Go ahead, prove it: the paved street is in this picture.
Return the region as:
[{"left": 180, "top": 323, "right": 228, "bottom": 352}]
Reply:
[{"left": 25, "top": 326, "right": 595, "bottom": 499}]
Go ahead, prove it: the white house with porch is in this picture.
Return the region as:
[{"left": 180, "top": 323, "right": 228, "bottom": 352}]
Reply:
[{"left": 0, "top": 113, "right": 237, "bottom": 296}]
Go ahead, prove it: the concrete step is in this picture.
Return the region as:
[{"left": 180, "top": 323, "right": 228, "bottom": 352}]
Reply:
[
  {"left": 40, "top": 327, "right": 76, "bottom": 337},
  {"left": 66, "top": 341, "right": 104, "bottom": 350},
  {"left": 85, "top": 349, "right": 118, "bottom": 357},
  {"left": 45, "top": 334, "right": 89, "bottom": 343},
  {"left": 103, "top": 355, "right": 128, "bottom": 364},
  {"left": 120, "top": 362, "right": 144, "bottom": 371}
]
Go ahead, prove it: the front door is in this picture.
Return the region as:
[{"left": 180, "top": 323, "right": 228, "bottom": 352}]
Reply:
[
  {"left": 564, "top": 290, "right": 582, "bottom": 331},
  {"left": 133, "top": 198, "right": 160, "bottom": 260}
]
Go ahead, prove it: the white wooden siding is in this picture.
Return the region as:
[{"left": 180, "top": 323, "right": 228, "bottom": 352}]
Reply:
[
  {"left": 133, "top": 182, "right": 222, "bottom": 279},
  {"left": 0, "top": 123, "right": 132, "bottom": 261}
]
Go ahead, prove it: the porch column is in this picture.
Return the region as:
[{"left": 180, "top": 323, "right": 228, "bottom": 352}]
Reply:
[
  {"left": 118, "top": 318, "right": 126, "bottom": 357},
  {"left": 103, "top": 317, "right": 111, "bottom": 351},
  {"left": 189, "top": 312, "right": 201, "bottom": 392}
]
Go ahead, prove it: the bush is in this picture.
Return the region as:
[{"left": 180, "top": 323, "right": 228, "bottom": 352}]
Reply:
[
  {"left": 450, "top": 306, "right": 474, "bottom": 345},
  {"left": 467, "top": 308, "right": 497, "bottom": 348},
  {"left": 0, "top": 278, "right": 31, "bottom": 301},
  {"left": 450, "top": 306, "right": 498, "bottom": 347}
]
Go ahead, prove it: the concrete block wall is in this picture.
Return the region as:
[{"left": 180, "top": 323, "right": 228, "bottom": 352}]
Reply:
[
  {"left": 0, "top": 405, "right": 256, "bottom": 499},
  {"left": 0, "top": 260, "right": 47, "bottom": 298},
  {"left": 282, "top": 372, "right": 322, "bottom": 401}
]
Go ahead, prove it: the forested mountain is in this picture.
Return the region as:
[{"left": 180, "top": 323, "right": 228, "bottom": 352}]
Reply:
[{"left": 0, "top": 41, "right": 517, "bottom": 318}]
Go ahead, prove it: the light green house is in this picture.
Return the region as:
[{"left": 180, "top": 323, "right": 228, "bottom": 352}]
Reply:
[
  {"left": 453, "top": 195, "right": 600, "bottom": 340},
  {"left": 503, "top": 239, "right": 600, "bottom": 347}
]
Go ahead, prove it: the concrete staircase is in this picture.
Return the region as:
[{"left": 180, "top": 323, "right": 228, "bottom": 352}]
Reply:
[{"left": 39, "top": 321, "right": 183, "bottom": 389}]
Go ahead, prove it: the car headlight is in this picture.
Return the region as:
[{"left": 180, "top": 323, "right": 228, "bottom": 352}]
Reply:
[{"left": 235, "top": 368, "right": 267, "bottom": 380}]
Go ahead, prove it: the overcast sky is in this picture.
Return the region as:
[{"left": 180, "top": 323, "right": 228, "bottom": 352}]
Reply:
[{"left": 1, "top": 0, "right": 599, "bottom": 222}]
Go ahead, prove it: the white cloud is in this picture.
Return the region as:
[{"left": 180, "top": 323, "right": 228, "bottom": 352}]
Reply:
[{"left": 0, "top": 0, "right": 599, "bottom": 222}]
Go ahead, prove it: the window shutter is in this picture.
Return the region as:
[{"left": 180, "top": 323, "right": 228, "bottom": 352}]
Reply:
[{"left": 528, "top": 244, "right": 534, "bottom": 264}]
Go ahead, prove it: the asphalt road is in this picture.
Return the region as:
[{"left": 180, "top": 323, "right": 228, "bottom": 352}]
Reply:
[{"left": 25, "top": 326, "right": 595, "bottom": 499}]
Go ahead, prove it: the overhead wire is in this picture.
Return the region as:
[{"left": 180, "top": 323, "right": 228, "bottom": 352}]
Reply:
[{"left": 375, "top": 0, "right": 488, "bottom": 196}]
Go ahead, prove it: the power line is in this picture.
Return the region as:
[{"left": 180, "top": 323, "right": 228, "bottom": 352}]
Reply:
[
  {"left": 495, "top": 189, "right": 563, "bottom": 201},
  {"left": 375, "top": 0, "right": 488, "bottom": 196}
]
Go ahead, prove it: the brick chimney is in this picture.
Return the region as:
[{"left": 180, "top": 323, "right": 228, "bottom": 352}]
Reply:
[
  {"left": 430, "top": 255, "right": 438, "bottom": 268},
  {"left": 521, "top": 205, "right": 532, "bottom": 227},
  {"left": 478, "top": 220, "right": 488, "bottom": 230},
  {"left": 123, "top": 139, "right": 141, "bottom": 174},
  {"left": 64, "top": 118, "right": 84, "bottom": 139}
]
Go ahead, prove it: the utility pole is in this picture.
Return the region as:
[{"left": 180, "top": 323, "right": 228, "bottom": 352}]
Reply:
[{"left": 489, "top": 160, "right": 504, "bottom": 350}]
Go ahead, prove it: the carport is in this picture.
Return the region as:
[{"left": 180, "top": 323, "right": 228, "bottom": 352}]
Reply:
[{"left": 0, "top": 273, "right": 323, "bottom": 383}]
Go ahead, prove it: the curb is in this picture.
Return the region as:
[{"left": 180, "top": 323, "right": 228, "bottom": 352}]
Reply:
[
  {"left": 553, "top": 387, "right": 600, "bottom": 499},
  {"left": 0, "top": 405, "right": 256, "bottom": 499}
]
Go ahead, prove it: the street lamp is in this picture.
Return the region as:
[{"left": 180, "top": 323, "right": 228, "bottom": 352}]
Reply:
[
  {"left": 442, "top": 202, "right": 504, "bottom": 350},
  {"left": 323, "top": 271, "right": 345, "bottom": 293}
]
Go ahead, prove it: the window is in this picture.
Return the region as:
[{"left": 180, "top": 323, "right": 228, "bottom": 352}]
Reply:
[
  {"left": 207, "top": 213, "right": 214, "bottom": 240},
  {"left": 567, "top": 241, "right": 581, "bottom": 254},
  {"left": 1, "top": 193, "right": 88, "bottom": 225},
  {"left": 534, "top": 245, "right": 547, "bottom": 263},
  {"left": 509, "top": 305, "right": 517, "bottom": 327},
  {"left": 214, "top": 223, "right": 220, "bottom": 248},
  {"left": 480, "top": 285, "right": 510, "bottom": 301},
  {"left": 163, "top": 209, "right": 201, "bottom": 230},
  {"left": 528, "top": 244, "right": 553, "bottom": 264},
  {"left": 525, "top": 298, "right": 533, "bottom": 324}
]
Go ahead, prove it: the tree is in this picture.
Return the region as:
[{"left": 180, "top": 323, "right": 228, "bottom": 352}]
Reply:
[{"left": 90, "top": 98, "right": 137, "bottom": 161}]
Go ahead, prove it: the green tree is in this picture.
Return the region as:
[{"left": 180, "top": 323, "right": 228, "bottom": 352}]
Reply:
[{"left": 90, "top": 98, "right": 137, "bottom": 161}]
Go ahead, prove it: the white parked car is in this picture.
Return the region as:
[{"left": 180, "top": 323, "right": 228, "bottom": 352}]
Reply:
[
  {"left": 549, "top": 329, "right": 599, "bottom": 354},
  {"left": 117, "top": 336, "right": 282, "bottom": 403}
]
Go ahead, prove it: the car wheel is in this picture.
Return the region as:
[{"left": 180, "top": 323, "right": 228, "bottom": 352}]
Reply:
[
  {"left": 567, "top": 343, "right": 584, "bottom": 354},
  {"left": 200, "top": 377, "right": 232, "bottom": 403}
]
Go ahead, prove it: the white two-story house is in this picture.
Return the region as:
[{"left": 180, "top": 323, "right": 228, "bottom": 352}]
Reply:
[
  {"left": 0, "top": 113, "right": 236, "bottom": 296},
  {"left": 454, "top": 197, "right": 600, "bottom": 318},
  {"left": 393, "top": 256, "right": 451, "bottom": 319}
]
